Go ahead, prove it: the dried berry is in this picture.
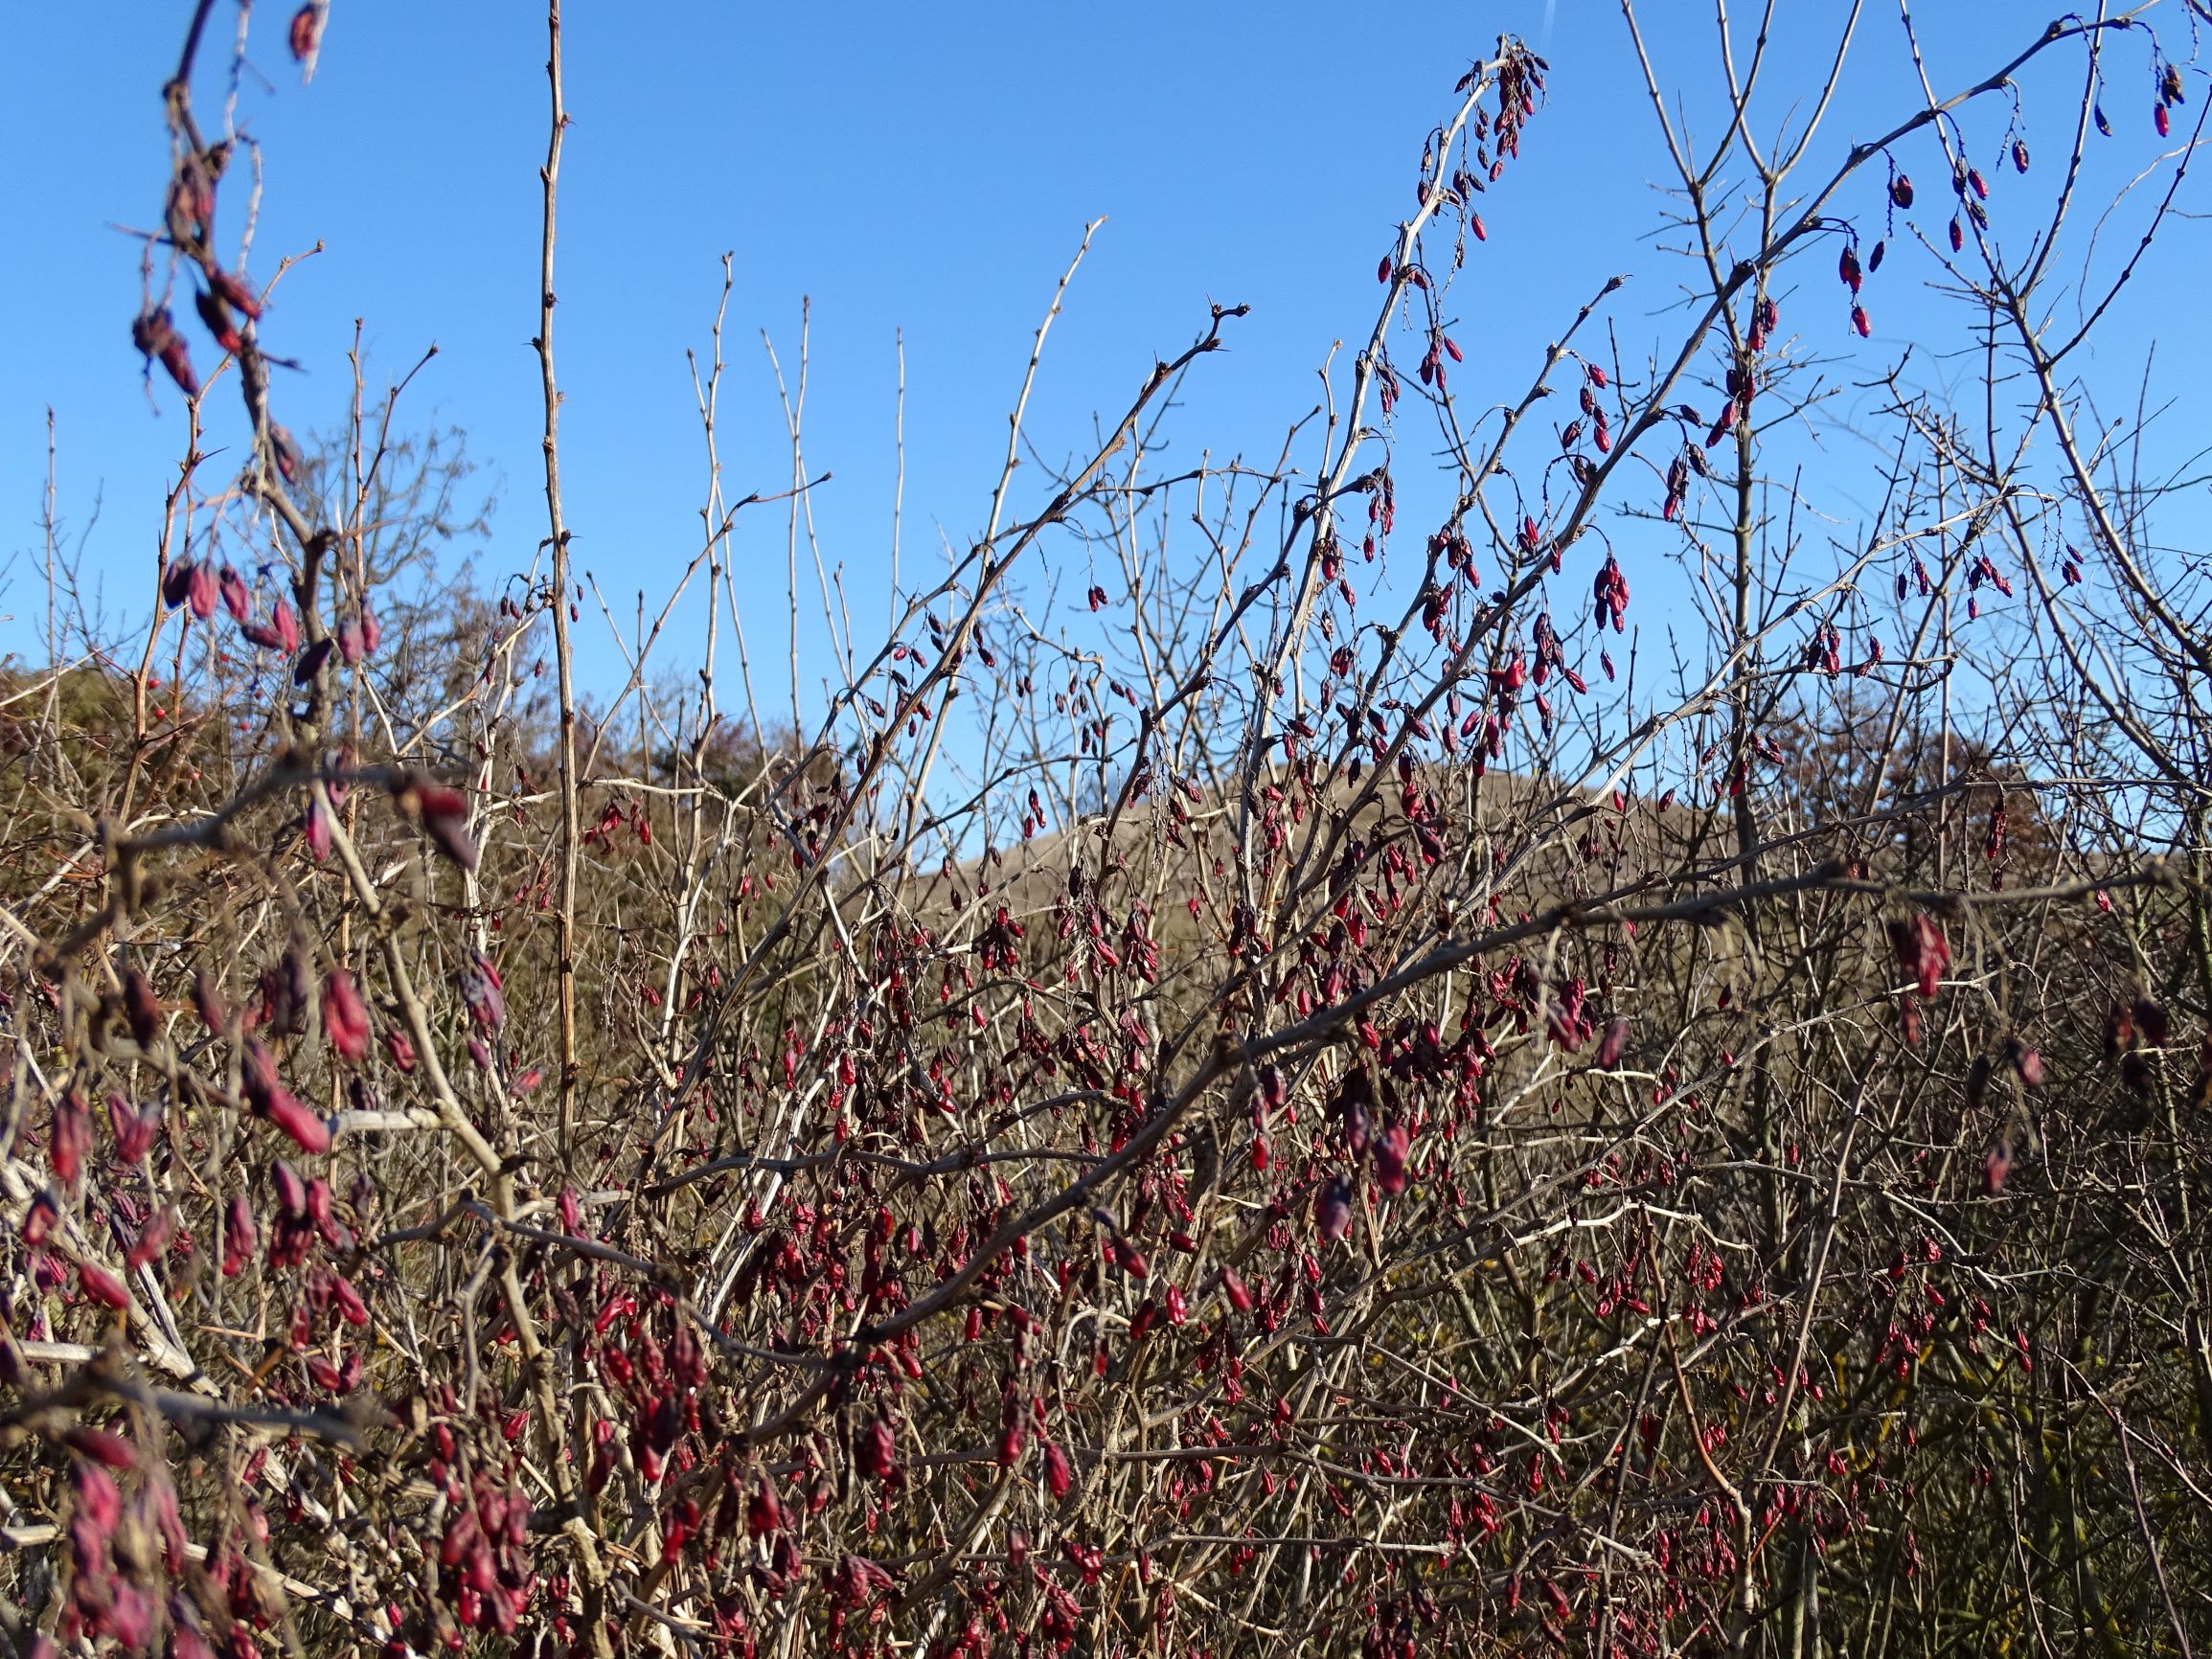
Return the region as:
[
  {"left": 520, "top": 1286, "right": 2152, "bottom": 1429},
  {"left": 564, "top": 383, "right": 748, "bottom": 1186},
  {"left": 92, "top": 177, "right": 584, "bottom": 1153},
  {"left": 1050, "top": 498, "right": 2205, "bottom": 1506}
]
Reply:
[
  {"left": 63, "top": 1426, "right": 137, "bottom": 1470},
  {"left": 52, "top": 1093, "right": 89, "bottom": 1186},
  {"left": 218, "top": 565, "right": 251, "bottom": 624},
  {"left": 1887, "top": 914, "right": 1950, "bottom": 999},
  {"left": 122, "top": 967, "right": 162, "bottom": 1049},
  {"left": 193, "top": 286, "right": 240, "bottom": 352},
  {"left": 21, "top": 1196, "right": 57, "bottom": 1247},
  {"left": 221, "top": 1195, "right": 257, "bottom": 1277},
  {"left": 79, "top": 1261, "right": 131, "bottom": 1310},
  {"left": 1373, "top": 1122, "right": 1410, "bottom": 1196},
  {"left": 210, "top": 265, "right": 264, "bottom": 320},
  {"left": 321, "top": 969, "right": 371, "bottom": 1062},
  {"left": 857, "top": 1416, "right": 898, "bottom": 1482},
  {"left": 264, "top": 1088, "right": 332, "bottom": 1156},
  {"left": 289, "top": 3, "right": 323, "bottom": 61},
  {"left": 1314, "top": 1173, "right": 1354, "bottom": 1245},
  {"left": 747, "top": 1477, "right": 786, "bottom": 1537},
  {"left": 131, "top": 307, "right": 199, "bottom": 398},
  {"left": 1982, "top": 1140, "right": 2013, "bottom": 1195},
  {"left": 106, "top": 1095, "right": 159, "bottom": 1165}
]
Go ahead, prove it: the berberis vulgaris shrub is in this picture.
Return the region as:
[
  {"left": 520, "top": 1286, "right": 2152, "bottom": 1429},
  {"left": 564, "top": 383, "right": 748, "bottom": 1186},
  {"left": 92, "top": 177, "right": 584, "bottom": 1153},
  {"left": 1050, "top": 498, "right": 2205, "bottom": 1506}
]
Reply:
[{"left": 7, "top": 2, "right": 2212, "bottom": 1653}]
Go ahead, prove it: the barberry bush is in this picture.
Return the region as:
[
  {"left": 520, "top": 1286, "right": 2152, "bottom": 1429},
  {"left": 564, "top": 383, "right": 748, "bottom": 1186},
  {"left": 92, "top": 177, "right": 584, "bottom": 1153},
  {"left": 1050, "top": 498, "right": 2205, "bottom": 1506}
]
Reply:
[{"left": 7, "top": 2, "right": 2212, "bottom": 1654}]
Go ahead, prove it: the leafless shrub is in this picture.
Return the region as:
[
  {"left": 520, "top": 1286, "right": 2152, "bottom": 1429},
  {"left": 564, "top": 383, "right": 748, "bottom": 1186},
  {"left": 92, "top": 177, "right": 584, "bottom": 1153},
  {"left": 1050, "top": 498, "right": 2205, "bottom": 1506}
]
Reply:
[{"left": 6, "top": 3, "right": 2212, "bottom": 1655}]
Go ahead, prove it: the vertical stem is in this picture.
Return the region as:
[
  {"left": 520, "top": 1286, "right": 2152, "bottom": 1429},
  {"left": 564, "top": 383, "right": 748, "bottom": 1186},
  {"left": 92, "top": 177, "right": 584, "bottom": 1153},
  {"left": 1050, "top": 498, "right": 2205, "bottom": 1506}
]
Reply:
[
  {"left": 1727, "top": 309, "right": 1762, "bottom": 888},
  {"left": 536, "top": 0, "right": 581, "bottom": 1165},
  {"left": 787, "top": 298, "right": 810, "bottom": 734},
  {"left": 1730, "top": 431, "right": 1759, "bottom": 867},
  {"left": 43, "top": 409, "right": 57, "bottom": 675},
  {"left": 41, "top": 409, "right": 59, "bottom": 772},
  {"left": 892, "top": 327, "right": 904, "bottom": 637}
]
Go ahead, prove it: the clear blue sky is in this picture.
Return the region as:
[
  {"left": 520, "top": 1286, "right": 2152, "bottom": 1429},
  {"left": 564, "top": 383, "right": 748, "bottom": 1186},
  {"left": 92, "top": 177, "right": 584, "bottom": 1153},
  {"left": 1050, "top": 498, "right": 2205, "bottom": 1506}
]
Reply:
[{"left": 7, "top": 2, "right": 2206, "bottom": 716}]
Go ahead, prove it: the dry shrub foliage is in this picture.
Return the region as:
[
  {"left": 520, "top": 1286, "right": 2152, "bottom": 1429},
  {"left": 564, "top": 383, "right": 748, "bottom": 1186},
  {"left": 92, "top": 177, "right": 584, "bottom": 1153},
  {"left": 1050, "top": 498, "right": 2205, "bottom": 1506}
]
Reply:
[{"left": 7, "top": 2, "right": 2212, "bottom": 1655}]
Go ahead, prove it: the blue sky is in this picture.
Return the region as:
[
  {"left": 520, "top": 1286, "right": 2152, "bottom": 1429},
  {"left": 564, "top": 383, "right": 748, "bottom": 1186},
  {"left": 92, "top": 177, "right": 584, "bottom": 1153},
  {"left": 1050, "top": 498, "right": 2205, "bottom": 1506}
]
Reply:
[{"left": 7, "top": 2, "right": 2207, "bottom": 726}]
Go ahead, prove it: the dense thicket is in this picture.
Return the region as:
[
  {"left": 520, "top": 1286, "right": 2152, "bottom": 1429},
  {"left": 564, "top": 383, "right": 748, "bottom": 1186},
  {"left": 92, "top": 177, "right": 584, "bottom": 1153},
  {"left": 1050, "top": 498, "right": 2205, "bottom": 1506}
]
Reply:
[{"left": 6, "top": 4, "right": 2212, "bottom": 1655}]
